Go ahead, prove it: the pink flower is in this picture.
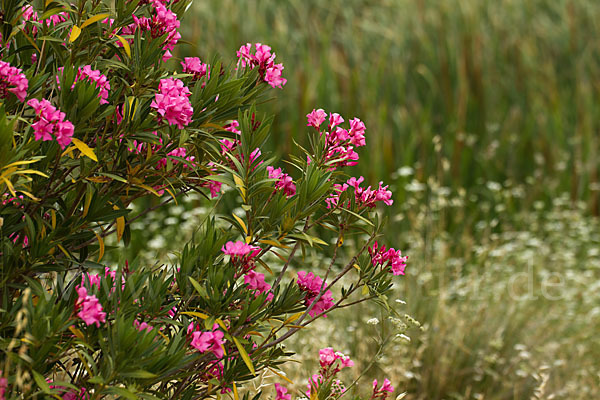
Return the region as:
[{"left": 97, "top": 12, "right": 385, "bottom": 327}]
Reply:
[
  {"left": 372, "top": 378, "right": 394, "bottom": 399},
  {"left": 328, "top": 113, "right": 344, "bottom": 130},
  {"left": 236, "top": 43, "right": 286, "bottom": 88},
  {"left": 267, "top": 166, "right": 296, "bottom": 197},
  {"left": 326, "top": 176, "right": 393, "bottom": 210},
  {"left": 207, "top": 179, "right": 222, "bottom": 198},
  {"left": 133, "top": 320, "right": 154, "bottom": 333},
  {"left": 0, "top": 370, "right": 7, "bottom": 400},
  {"left": 297, "top": 271, "right": 335, "bottom": 317},
  {"left": 120, "top": 1, "right": 180, "bottom": 60},
  {"left": 182, "top": 57, "right": 210, "bottom": 81},
  {"left": 76, "top": 65, "right": 111, "bottom": 105},
  {"left": 0, "top": 60, "right": 28, "bottom": 102},
  {"left": 48, "top": 385, "right": 88, "bottom": 400},
  {"left": 222, "top": 241, "right": 261, "bottom": 273},
  {"left": 319, "top": 347, "right": 354, "bottom": 370},
  {"left": 368, "top": 242, "right": 407, "bottom": 276},
  {"left": 348, "top": 118, "right": 366, "bottom": 146},
  {"left": 244, "top": 270, "right": 273, "bottom": 301},
  {"left": 307, "top": 108, "right": 327, "bottom": 129},
  {"left": 150, "top": 78, "right": 194, "bottom": 128},
  {"left": 274, "top": 383, "right": 291, "bottom": 400},
  {"left": 190, "top": 324, "right": 225, "bottom": 358},
  {"left": 222, "top": 241, "right": 260, "bottom": 258},
  {"left": 28, "top": 98, "right": 74, "bottom": 149},
  {"left": 306, "top": 109, "right": 368, "bottom": 171},
  {"left": 75, "top": 286, "right": 106, "bottom": 327},
  {"left": 224, "top": 120, "right": 241, "bottom": 135}
]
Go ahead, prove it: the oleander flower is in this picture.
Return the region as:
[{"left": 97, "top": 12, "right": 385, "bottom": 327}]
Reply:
[
  {"left": 0, "top": 60, "right": 28, "bottom": 102},
  {"left": 28, "top": 98, "right": 74, "bottom": 149},
  {"left": 236, "top": 42, "right": 287, "bottom": 88},
  {"left": 75, "top": 286, "right": 106, "bottom": 327},
  {"left": 150, "top": 78, "right": 193, "bottom": 128},
  {"left": 244, "top": 270, "right": 274, "bottom": 301},
  {"left": 267, "top": 166, "right": 296, "bottom": 197},
  {"left": 190, "top": 324, "right": 225, "bottom": 358},
  {"left": 297, "top": 271, "right": 335, "bottom": 317},
  {"left": 274, "top": 384, "right": 291, "bottom": 400},
  {"left": 368, "top": 242, "right": 408, "bottom": 276},
  {"left": 182, "top": 57, "right": 210, "bottom": 81}
]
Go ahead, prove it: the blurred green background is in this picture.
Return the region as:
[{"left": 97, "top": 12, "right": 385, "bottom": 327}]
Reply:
[{"left": 133, "top": 0, "right": 600, "bottom": 399}]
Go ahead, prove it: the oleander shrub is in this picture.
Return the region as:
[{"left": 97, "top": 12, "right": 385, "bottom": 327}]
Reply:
[{"left": 0, "top": 1, "right": 408, "bottom": 399}]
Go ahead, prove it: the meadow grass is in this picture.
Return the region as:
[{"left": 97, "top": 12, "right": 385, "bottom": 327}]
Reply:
[{"left": 127, "top": 1, "right": 600, "bottom": 398}]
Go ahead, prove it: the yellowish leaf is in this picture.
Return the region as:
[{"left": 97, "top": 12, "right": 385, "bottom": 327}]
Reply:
[
  {"left": 93, "top": 231, "right": 105, "bottom": 262},
  {"left": 233, "top": 383, "right": 239, "bottom": 400},
  {"left": 0, "top": 177, "right": 16, "bottom": 196},
  {"left": 268, "top": 367, "right": 294, "bottom": 385},
  {"left": 82, "top": 190, "right": 93, "bottom": 217},
  {"left": 15, "top": 169, "right": 49, "bottom": 178},
  {"left": 258, "top": 239, "right": 289, "bottom": 249},
  {"left": 180, "top": 311, "right": 209, "bottom": 319},
  {"left": 69, "top": 25, "right": 82, "bottom": 42},
  {"left": 2, "top": 159, "right": 42, "bottom": 168},
  {"left": 80, "top": 13, "right": 110, "bottom": 29},
  {"left": 69, "top": 326, "right": 85, "bottom": 340},
  {"left": 283, "top": 312, "right": 303, "bottom": 325},
  {"left": 115, "top": 35, "right": 131, "bottom": 58},
  {"left": 232, "top": 174, "right": 246, "bottom": 200},
  {"left": 155, "top": 329, "right": 170, "bottom": 343},
  {"left": 136, "top": 183, "right": 161, "bottom": 197},
  {"left": 57, "top": 244, "right": 70, "bottom": 258},
  {"left": 116, "top": 216, "right": 125, "bottom": 242},
  {"left": 71, "top": 138, "right": 98, "bottom": 162},
  {"left": 232, "top": 213, "right": 247, "bottom": 234},
  {"left": 19, "top": 190, "right": 40, "bottom": 202}
]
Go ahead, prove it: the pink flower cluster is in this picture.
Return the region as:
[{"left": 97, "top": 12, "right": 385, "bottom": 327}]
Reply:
[
  {"left": 306, "top": 109, "right": 367, "bottom": 170},
  {"left": 236, "top": 43, "right": 287, "bottom": 88},
  {"left": 75, "top": 286, "right": 106, "bottom": 327},
  {"left": 267, "top": 166, "right": 296, "bottom": 197},
  {"left": 2, "top": 194, "right": 29, "bottom": 246},
  {"left": 297, "top": 271, "right": 335, "bottom": 317},
  {"left": 134, "top": 320, "right": 154, "bottom": 333},
  {"left": 325, "top": 176, "right": 393, "bottom": 209},
  {"left": 151, "top": 78, "right": 193, "bottom": 129},
  {"left": 244, "top": 270, "right": 273, "bottom": 301},
  {"left": 81, "top": 267, "right": 123, "bottom": 293},
  {"left": 156, "top": 146, "right": 195, "bottom": 169},
  {"left": 0, "top": 60, "right": 28, "bottom": 102},
  {"left": 76, "top": 65, "right": 111, "bottom": 105},
  {"left": 21, "top": 5, "right": 68, "bottom": 36},
  {"left": 188, "top": 323, "right": 225, "bottom": 358},
  {"left": 372, "top": 378, "right": 394, "bottom": 400},
  {"left": 274, "top": 383, "right": 291, "bottom": 400},
  {"left": 123, "top": 1, "right": 181, "bottom": 61},
  {"left": 28, "top": 98, "right": 74, "bottom": 149},
  {"left": 182, "top": 57, "right": 210, "bottom": 81},
  {"left": 222, "top": 240, "right": 261, "bottom": 273},
  {"left": 319, "top": 347, "right": 354, "bottom": 371},
  {"left": 368, "top": 242, "right": 408, "bottom": 276},
  {"left": 305, "top": 348, "right": 352, "bottom": 398},
  {"left": 49, "top": 386, "right": 88, "bottom": 400},
  {"left": 0, "top": 370, "right": 6, "bottom": 400}
]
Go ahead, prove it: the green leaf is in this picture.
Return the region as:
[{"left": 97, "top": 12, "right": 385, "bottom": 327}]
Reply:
[
  {"left": 102, "top": 387, "right": 138, "bottom": 400},
  {"left": 32, "top": 370, "right": 51, "bottom": 393},
  {"left": 233, "top": 336, "right": 255, "bottom": 375},
  {"left": 120, "top": 370, "right": 157, "bottom": 379},
  {"left": 188, "top": 276, "right": 208, "bottom": 298}
]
